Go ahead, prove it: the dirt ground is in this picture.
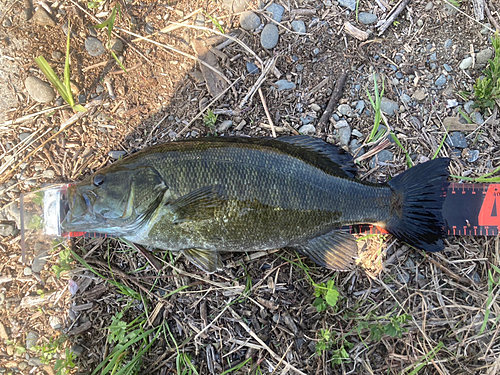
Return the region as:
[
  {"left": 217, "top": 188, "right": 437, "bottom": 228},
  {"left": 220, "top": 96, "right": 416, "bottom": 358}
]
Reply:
[{"left": 1, "top": 0, "right": 500, "bottom": 373}]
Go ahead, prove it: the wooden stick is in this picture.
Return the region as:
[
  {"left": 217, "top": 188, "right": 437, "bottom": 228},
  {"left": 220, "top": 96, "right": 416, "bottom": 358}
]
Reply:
[
  {"left": 258, "top": 88, "right": 276, "bottom": 138},
  {"left": 485, "top": 1, "right": 500, "bottom": 31},
  {"left": 316, "top": 72, "right": 348, "bottom": 134},
  {"left": 377, "top": 0, "right": 411, "bottom": 36}
]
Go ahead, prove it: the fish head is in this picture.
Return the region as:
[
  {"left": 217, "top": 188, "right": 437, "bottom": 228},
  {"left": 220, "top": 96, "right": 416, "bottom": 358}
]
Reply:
[{"left": 63, "top": 165, "right": 168, "bottom": 234}]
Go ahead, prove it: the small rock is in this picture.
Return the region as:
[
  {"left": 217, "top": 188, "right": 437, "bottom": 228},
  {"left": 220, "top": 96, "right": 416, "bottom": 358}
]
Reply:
[
  {"left": 71, "top": 345, "right": 84, "bottom": 357},
  {"left": 23, "top": 7, "right": 33, "bottom": 21},
  {"left": 446, "top": 132, "right": 467, "bottom": 148},
  {"left": 349, "top": 139, "right": 364, "bottom": 156},
  {"left": 42, "top": 169, "right": 55, "bottom": 179},
  {"left": 300, "top": 115, "right": 315, "bottom": 125},
  {"left": 26, "top": 332, "right": 39, "bottom": 351},
  {"left": 0, "top": 223, "right": 15, "bottom": 237},
  {"left": 267, "top": 3, "right": 285, "bottom": 22},
  {"left": 25, "top": 76, "right": 55, "bottom": 103},
  {"left": 18, "top": 362, "right": 28, "bottom": 371},
  {"left": 222, "top": 0, "right": 248, "bottom": 12},
  {"left": 380, "top": 98, "right": 399, "bottom": 116},
  {"left": 351, "top": 129, "right": 363, "bottom": 137},
  {"left": 32, "top": 249, "right": 48, "bottom": 273},
  {"left": 481, "top": 23, "right": 492, "bottom": 35},
  {"left": 467, "top": 149, "right": 480, "bottom": 163},
  {"left": 355, "top": 100, "right": 365, "bottom": 113},
  {"left": 338, "top": 0, "right": 356, "bottom": 10},
  {"left": 49, "top": 316, "right": 62, "bottom": 330},
  {"left": 337, "top": 125, "right": 351, "bottom": 146},
  {"left": 370, "top": 150, "right": 394, "bottom": 168},
  {"left": 443, "top": 63, "right": 452, "bottom": 72},
  {"left": 85, "top": 37, "right": 105, "bottom": 57},
  {"left": 108, "top": 150, "right": 127, "bottom": 159},
  {"left": 239, "top": 11, "right": 261, "bottom": 31},
  {"left": 194, "top": 14, "right": 205, "bottom": 27},
  {"left": 459, "top": 57, "right": 473, "bottom": 70},
  {"left": 246, "top": 61, "right": 259, "bottom": 74},
  {"left": 32, "top": 7, "right": 56, "bottom": 27},
  {"left": 261, "top": 24, "right": 279, "bottom": 49},
  {"left": 401, "top": 93, "right": 411, "bottom": 103},
  {"left": 429, "top": 52, "right": 437, "bottom": 62},
  {"left": 397, "top": 271, "right": 410, "bottom": 284},
  {"left": 425, "top": 1, "right": 434, "bottom": 10},
  {"left": 274, "top": 79, "right": 295, "bottom": 91},
  {"left": 444, "top": 39, "right": 453, "bottom": 49},
  {"left": 435, "top": 74, "right": 447, "bottom": 87},
  {"left": 217, "top": 120, "right": 233, "bottom": 132},
  {"left": 296, "top": 64, "right": 304, "bottom": 72},
  {"left": 144, "top": 22, "right": 155, "bottom": 34},
  {"left": 313, "top": 48, "right": 320, "bottom": 55},
  {"left": 28, "top": 357, "right": 42, "bottom": 367},
  {"left": 413, "top": 89, "right": 426, "bottom": 101},
  {"left": 291, "top": 20, "right": 306, "bottom": 33},
  {"left": 395, "top": 71, "right": 403, "bottom": 79},
  {"left": 464, "top": 100, "right": 475, "bottom": 114},
  {"left": 24, "top": 267, "right": 32, "bottom": 276},
  {"left": 298, "top": 124, "right": 315, "bottom": 135},
  {"left": 0, "top": 322, "right": 9, "bottom": 340},
  {"left": 476, "top": 48, "right": 493, "bottom": 65},
  {"left": 96, "top": 84, "right": 104, "bottom": 94},
  {"left": 358, "top": 12, "right": 377, "bottom": 25},
  {"left": 337, "top": 104, "right": 351, "bottom": 116},
  {"left": 108, "top": 38, "right": 123, "bottom": 52},
  {"left": 474, "top": 112, "right": 484, "bottom": 125},
  {"left": 310, "top": 103, "right": 321, "bottom": 111}
]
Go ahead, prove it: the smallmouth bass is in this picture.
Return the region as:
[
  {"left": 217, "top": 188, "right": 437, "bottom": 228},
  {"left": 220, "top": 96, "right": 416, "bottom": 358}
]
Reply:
[{"left": 62, "top": 136, "right": 450, "bottom": 273}]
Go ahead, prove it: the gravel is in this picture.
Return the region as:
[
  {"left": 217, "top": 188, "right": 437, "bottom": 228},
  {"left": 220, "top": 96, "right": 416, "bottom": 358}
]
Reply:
[
  {"left": 476, "top": 48, "right": 493, "bottom": 65},
  {"left": 26, "top": 331, "right": 39, "bottom": 350},
  {"left": 338, "top": 104, "right": 351, "bottom": 116},
  {"left": 217, "top": 120, "right": 233, "bottom": 132},
  {"left": 108, "top": 38, "right": 123, "bottom": 52},
  {"left": 85, "top": 37, "right": 105, "bottom": 57},
  {"left": 338, "top": 0, "right": 356, "bottom": 10},
  {"left": 435, "top": 74, "right": 447, "bottom": 87},
  {"left": 222, "top": 0, "right": 248, "bottom": 12},
  {"left": 0, "top": 223, "right": 15, "bottom": 237},
  {"left": 380, "top": 98, "right": 399, "bottom": 116},
  {"left": 370, "top": 150, "right": 394, "bottom": 168},
  {"left": 267, "top": 3, "right": 285, "bottom": 22},
  {"left": 25, "top": 76, "right": 56, "bottom": 103},
  {"left": 358, "top": 12, "right": 378, "bottom": 24},
  {"left": 459, "top": 57, "right": 473, "bottom": 70},
  {"left": 32, "top": 7, "right": 56, "bottom": 27},
  {"left": 261, "top": 24, "right": 279, "bottom": 49},
  {"left": 274, "top": 80, "right": 296, "bottom": 91},
  {"left": 445, "top": 132, "right": 468, "bottom": 148},
  {"left": 291, "top": 20, "right": 306, "bottom": 33},
  {"left": 108, "top": 150, "right": 127, "bottom": 159},
  {"left": 246, "top": 61, "right": 259, "bottom": 74},
  {"left": 298, "top": 124, "right": 315, "bottom": 135},
  {"left": 467, "top": 149, "right": 480, "bottom": 163},
  {"left": 239, "top": 11, "right": 261, "bottom": 31}
]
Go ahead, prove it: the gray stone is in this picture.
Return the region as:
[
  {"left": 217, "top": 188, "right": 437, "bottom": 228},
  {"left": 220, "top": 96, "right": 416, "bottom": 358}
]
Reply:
[
  {"left": 28, "top": 357, "right": 42, "bottom": 366},
  {"left": 0, "top": 223, "right": 15, "bottom": 237},
  {"left": 32, "top": 7, "right": 56, "bottom": 27},
  {"left": 51, "top": 50, "right": 63, "bottom": 61},
  {"left": 71, "top": 345, "right": 84, "bottom": 357},
  {"left": 32, "top": 249, "right": 48, "bottom": 273},
  {"left": 222, "top": 0, "right": 249, "bottom": 12},
  {"left": 380, "top": 98, "right": 399, "bottom": 116},
  {"left": 349, "top": 139, "right": 364, "bottom": 156},
  {"left": 435, "top": 74, "right": 447, "bottom": 87},
  {"left": 267, "top": 3, "right": 285, "bottom": 22},
  {"left": 401, "top": 93, "right": 411, "bottom": 103},
  {"left": 476, "top": 48, "right": 493, "bottom": 65},
  {"left": 108, "top": 38, "right": 123, "bottom": 52},
  {"left": 274, "top": 79, "right": 295, "bottom": 91},
  {"left": 108, "top": 150, "right": 127, "bottom": 159},
  {"left": 474, "top": 112, "right": 484, "bottom": 125},
  {"left": 18, "top": 362, "right": 28, "bottom": 371},
  {"left": 481, "top": 23, "right": 492, "bottom": 35},
  {"left": 358, "top": 12, "right": 377, "bottom": 24},
  {"left": 217, "top": 120, "right": 233, "bottom": 132},
  {"left": 96, "top": 84, "right": 104, "bottom": 94},
  {"left": 468, "top": 149, "right": 480, "bottom": 163},
  {"left": 464, "top": 100, "right": 475, "bottom": 114},
  {"left": 260, "top": 24, "right": 279, "bottom": 49},
  {"left": 369, "top": 150, "right": 394, "bottom": 168},
  {"left": 144, "top": 22, "right": 155, "bottom": 34},
  {"left": 85, "top": 37, "right": 105, "bottom": 57},
  {"left": 24, "top": 267, "right": 32, "bottom": 276},
  {"left": 446, "top": 132, "right": 468, "bottom": 148},
  {"left": 351, "top": 129, "right": 363, "bottom": 137},
  {"left": 413, "top": 89, "right": 426, "bottom": 101},
  {"left": 313, "top": 48, "right": 320, "bottom": 55},
  {"left": 425, "top": 1, "right": 434, "bottom": 10},
  {"left": 338, "top": 104, "right": 351, "bottom": 116},
  {"left": 194, "top": 14, "right": 205, "bottom": 27},
  {"left": 300, "top": 115, "right": 315, "bottom": 125},
  {"left": 239, "top": 11, "right": 261, "bottom": 31},
  {"left": 298, "top": 124, "right": 315, "bottom": 135},
  {"left": 296, "top": 64, "right": 303, "bottom": 72},
  {"left": 459, "top": 57, "right": 473, "bottom": 70},
  {"left": 443, "top": 63, "right": 452, "bottom": 72},
  {"left": 429, "top": 52, "right": 437, "bottom": 62},
  {"left": 246, "top": 61, "right": 259, "bottom": 74},
  {"left": 42, "top": 169, "right": 55, "bottom": 179},
  {"left": 49, "top": 316, "right": 62, "bottom": 330},
  {"left": 397, "top": 271, "right": 410, "bottom": 284},
  {"left": 444, "top": 39, "right": 453, "bottom": 49},
  {"left": 20, "top": 132, "right": 32, "bottom": 141},
  {"left": 291, "top": 20, "right": 306, "bottom": 33},
  {"left": 310, "top": 103, "right": 321, "bottom": 111},
  {"left": 25, "top": 76, "right": 55, "bottom": 103},
  {"left": 338, "top": 0, "right": 356, "bottom": 10},
  {"left": 395, "top": 72, "right": 403, "bottom": 79},
  {"left": 26, "top": 332, "right": 39, "bottom": 350},
  {"left": 355, "top": 100, "right": 365, "bottom": 113},
  {"left": 23, "top": 7, "right": 33, "bottom": 21},
  {"left": 337, "top": 124, "right": 351, "bottom": 146}
]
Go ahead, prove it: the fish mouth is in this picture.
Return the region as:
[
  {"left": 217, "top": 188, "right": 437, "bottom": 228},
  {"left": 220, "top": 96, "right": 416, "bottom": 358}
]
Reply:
[{"left": 63, "top": 188, "right": 103, "bottom": 231}]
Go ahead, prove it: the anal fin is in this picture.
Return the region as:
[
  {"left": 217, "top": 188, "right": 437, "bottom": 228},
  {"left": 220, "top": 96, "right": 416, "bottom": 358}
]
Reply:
[
  {"left": 182, "top": 248, "right": 222, "bottom": 273},
  {"left": 291, "top": 230, "right": 358, "bottom": 271}
]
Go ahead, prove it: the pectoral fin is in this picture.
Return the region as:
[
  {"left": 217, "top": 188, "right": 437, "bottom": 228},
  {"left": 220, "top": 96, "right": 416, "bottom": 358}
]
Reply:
[
  {"left": 182, "top": 248, "right": 222, "bottom": 273},
  {"left": 291, "top": 230, "right": 358, "bottom": 271},
  {"left": 169, "top": 185, "right": 227, "bottom": 223}
]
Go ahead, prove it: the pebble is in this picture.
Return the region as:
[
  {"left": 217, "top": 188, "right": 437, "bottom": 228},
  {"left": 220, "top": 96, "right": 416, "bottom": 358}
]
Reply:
[
  {"left": 413, "top": 89, "right": 426, "bottom": 101},
  {"left": 459, "top": 57, "right": 473, "bottom": 70},
  {"left": 296, "top": 64, "right": 304, "bottom": 72},
  {"left": 370, "top": 150, "right": 394, "bottom": 168},
  {"left": 23, "top": 7, "right": 33, "bottom": 21},
  {"left": 85, "top": 37, "right": 105, "bottom": 57},
  {"left": 338, "top": 104, "right": 351, "bottom": 116},
  {"left": 32, "top": 250, "right": 48, "bottom": 273},
  {"left": 400, "top": 93, "right": 411, "bottom": 103},
  {"left": 291, "top": 20, "right": 306, "bottom": 33},
  {"left": 445, "top": 132, "right": 467, "bottom": 148},
  {"left": 42, "top": 169, "right": 55, "bottom": 179},
  {"left": 435, "top": 74, "right": 447, "bottom": 87},
  {"left": 246, "top": 61, "right": 259, "bottom": 74},
  {"left": 335, "top": 121, "right": 351, "bottom": 146},
  {"left": 313, "top": 48, "right": 320, "bottom": 55},
  {"left": 274, "top": 79, "right": 296, "bottom": 91},
  {"left": 474, "top": 112, "right": 484, "bottom": 125},
  {"left": 96, "top": 84, "right": 104, "bottom": 94},
  {"left": 395, "top": 72, "right": 403, "bottom": 79},
  {"left": 443, "top": 63, "right": 452, "bottom": 72},
  {"left": 28, "top": 357, "right": 42, "bottom": 367},
  {"left": 310, "top": 103, "right": 321, "bottom": 111},
  {"left": 0, "top": 223, "right": 15, "bottom": 237},
  {"left": 468, "top": 149, "right": 480, "bottom": 163},
  {"left": 425, "top": 1, "right": 434, "bottom": 10},
  {"left": 32, "top": 7, "right": 56, "bottom": 27},
  {"left": 355, "top": 100, "right": 365, "bottom": 113},
  {"left": 49, "top": 316, "right": 62, "bottom": 330},
  {"left": 351, "top": 129, "right": 363, "bottom": 137},
  {"left": 464, "top": 100, "right": 475, "bottom": 113},
  {"left": 298, "top": 124, "right": 315, "bottom": 135},
  {"left": 358, "top": 12, "right": 378, "bottom": 25},
  {"left": 217, "top": 120, "right": 233, "bottom": 132},
  {"left": 429, "top": 52, "right": 437, "bottom": 62},
  {"left": 476, "top": 48, "right": 493, "bottom": 65},
  {"left": 397, "top": 271, "right": 410, "bottom": 284},
  {"left": 144, "top": 22, "right": 155, "bottom": 34},
  {"left": 300, "top": 115, "right": 315, "bottom": 125},
  {"left": 380, "top": 98, "right": 399, "bottom": 116},
  {"left": 0, "top": 322, "right": 9, "bottom": 340},
  {"left": 444, "top": 39, "right": 453, "bottom": 49},
  {"left": 108, "top": 150, "right": 127, "bottom": 159},
  {"left": 349, "top": 139, "right": 364, "bottom": 156},
  {"left": 239, "top": 11, "right": 261, "bottom": 31},
  {"left": 71, "top": 345, "right": 85, "bottom": 357},
  {"left": 338, "top": 0, "right": 356, "bottom": 10},
  {"left": 51, "top": 50, "right": 63, "bottom": 60},
  {"left": 267, "top": 3, "right": 285, "bottom": 22},
  {"left": 108, "top": 38, "right": 123, "bottom": 52},
  {"left": 18, "top": 362, "right": 28, "bottom": 371},
  {"left": 481, "top": 23, "right": 492, "bottom": 34},
  {"left": 26, "top": 332, "right": 39, "bottom": 350},
  {"left": 24, "top": 267, "right": 32, "bottom": 276},
  {"left": 25, "top": 76, "right": 56, "bottom": 103},
  {"left": 222, "top": 0, "right": 248, "bottom": 12},
  {"left": 260, "top": 24, "right": 279, "bottom": 49}
]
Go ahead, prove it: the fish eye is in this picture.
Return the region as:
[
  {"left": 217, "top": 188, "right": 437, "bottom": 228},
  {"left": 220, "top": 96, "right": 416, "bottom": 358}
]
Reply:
[{"left": 93, "top": 174, "right": 105, "bottom": 186}]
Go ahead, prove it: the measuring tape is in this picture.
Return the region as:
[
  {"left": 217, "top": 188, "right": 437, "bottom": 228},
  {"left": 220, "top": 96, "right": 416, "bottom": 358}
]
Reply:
[{"left": 62, "top": 183, "right": 500, "bottom": 239}]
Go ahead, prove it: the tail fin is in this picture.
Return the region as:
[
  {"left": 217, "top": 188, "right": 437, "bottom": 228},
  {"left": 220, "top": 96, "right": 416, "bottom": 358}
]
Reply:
[{"left": 385, "top": 158, "right": 450, "bottom": 252}]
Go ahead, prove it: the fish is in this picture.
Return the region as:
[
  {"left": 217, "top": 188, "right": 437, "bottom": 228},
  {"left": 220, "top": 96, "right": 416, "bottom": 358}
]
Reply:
[{"left": 62, "top": 136, "right": 450, "bottom": 273}]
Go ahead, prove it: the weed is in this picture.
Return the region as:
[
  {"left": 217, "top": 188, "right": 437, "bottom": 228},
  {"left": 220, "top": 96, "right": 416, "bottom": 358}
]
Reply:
[
  {"left": 52, "top": 246, "right": 74, "bottom": 278},
  {"left": 473, "top": 33, "right": 500, "bottom": 110},
  {"left": 204, "top": 109, "right": 218, "bottom": 134},
  {"left": 315, "top": 329, "right": 352, "bottom": 366},
  {"left": 405, "top": 341, "right": 444, "bottom": 374},
  {"left": 356, "top": 313, "right": 411, "bottom": 342},
  {"left": 312, "top": 278, "right": 340, "bottom": 312},
  {"left": 480, "top": 264, "right": 500, "bottom": 334},
  {"left": 457, "top": 108, "right": 473, "bottom": 124},
  {"left": 35, "top": 21, "right": 86, "bottom": 112},
  {"left": 451, "top": 163, "right": 500, "bottom": 182},
  {"left": 391, "top": 131, "right": 413, "bottom": 168},
  {"left": 446, "top": 0, "right": 462, "bottom": 8},
  {"left": 33, "top": 336, "right": 75, "bottom": 375},
  {"left": 366, "top": 73, "right": 386, "bottom": 143},
  {"left": 87, "top": 0, "right": 105, "bottom": 9},
  {"left": 204, "top": 11, "right": 224, "bottom": 34}
]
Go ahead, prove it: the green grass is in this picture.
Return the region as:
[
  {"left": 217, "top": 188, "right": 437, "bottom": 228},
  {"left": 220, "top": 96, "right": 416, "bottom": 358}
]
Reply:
[
  {"left": 33, "top": 336, "right": 75, "bottom": 375},
  {"left": 35, "top": 20, "right": 86, "bottom": 112},
  {"left": 451, "top": 163, "right": 500, "bottom": 182},
  {"left": 203, "top": 109, "right": 218, "bottom": 135},
  {"left": 473, "top": 33, "right": 500, "bottom": 110},
  {"left": 366, "top": 73, "right": 387, "bottom": 143}
]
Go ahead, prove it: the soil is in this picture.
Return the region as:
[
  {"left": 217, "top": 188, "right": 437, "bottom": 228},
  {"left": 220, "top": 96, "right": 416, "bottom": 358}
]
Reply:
[{"left": 1, "top": 0, "right": 500, "bottom": 374}]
